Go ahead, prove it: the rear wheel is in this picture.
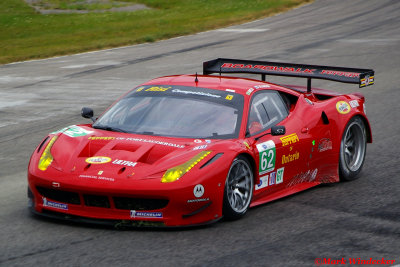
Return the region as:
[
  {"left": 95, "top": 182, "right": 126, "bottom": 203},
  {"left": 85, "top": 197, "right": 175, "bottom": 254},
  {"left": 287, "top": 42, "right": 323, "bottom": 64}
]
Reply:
[
  {"left": 223, "top": 156, "right": 254, "bottom": 220},
  {"left": 339, "top": 116, "right": 367, "bottom": 181}
]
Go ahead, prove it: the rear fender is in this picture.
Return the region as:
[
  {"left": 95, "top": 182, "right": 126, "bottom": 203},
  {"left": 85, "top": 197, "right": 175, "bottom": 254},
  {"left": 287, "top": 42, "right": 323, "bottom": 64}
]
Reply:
[{"left": 345, "top": 93, "right": 372, "bottom": 143}]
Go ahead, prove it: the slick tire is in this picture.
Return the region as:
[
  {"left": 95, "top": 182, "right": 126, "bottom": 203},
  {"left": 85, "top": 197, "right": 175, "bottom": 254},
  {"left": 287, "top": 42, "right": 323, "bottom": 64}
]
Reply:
[
  {"left": 339, "top": 116, "right": 367, "bottom": 181},
  {"left": 223, "top": 156, "right": 254, "bottom": 220}
]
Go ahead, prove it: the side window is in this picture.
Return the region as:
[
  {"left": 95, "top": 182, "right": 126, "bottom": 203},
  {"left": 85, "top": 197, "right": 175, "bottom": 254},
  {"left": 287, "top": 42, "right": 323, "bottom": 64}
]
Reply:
[{"left": 247, "top": 91, "right": 289, "bottom": 135}]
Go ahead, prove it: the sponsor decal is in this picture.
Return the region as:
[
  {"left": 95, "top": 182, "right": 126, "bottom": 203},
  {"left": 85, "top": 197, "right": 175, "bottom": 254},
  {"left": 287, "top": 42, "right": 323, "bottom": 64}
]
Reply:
[
  {"left": 318, "top": 138, "right": 332, "bottom": 152},
  {"left": 256, "top": 140, "right": 276, "bottom": 174},
  {"left": 88, "top": 136, "right": 115, "bottom": 140},
  {"left": 321, "top": 70, "right": 360, "bottom": 78},
  {"left": 280, "top": 133, "right": 299, "bottom": 146},
  {"left": 130, "top": 210, "right": 163, "bottom": 218},
  {"left": 193, "top": 145, "right": 208, "bottom": 151},
  {"left": 98, "top": 170, "right": 103, "bottom": 175},
  {"left": 136, "top": 86, "right": 145, "bottom": 92},
  {"left": 42, "top": 197, "right": 68, "bottom": 210},
  {"left": 51, "top": 125, "right": 94, "bottom": 138},
  {"left": 254, "top": 85, "right": 270, "bottom": 89},
  {"left": 221, "top": 63, "right": 316, "bottom": 74},
  {"left": 287, "top": 168, "right": 318, "bottom": 187},
  {"left": 115, "top": 137, "right": 185, "bottom": 148},
  {"left": 205, "top": 139, "right": 212, "bottom": 143},
  {"left": 193, "top": 184, "right": 204, "bottom": 198},
  {"left": 85, "top": 156, "right": 112, "bottom": 164},
  {"left": 172, "top": 89, "right": 221, "bottom": 98},
  {"left": 220, "top": 63, "right": 363, "bottom": 78},
  {"left": 225, "top": 94, "right": 234, "bottom": 100},
  {"left": 255, "top": 175, "right": 269, "bottom": 190},
  {"left": 269, "top": 172, "right": 276, "bottom": 185},
  {"left": 52, "top": 182, "right": 60, "bottom": 188},
  {"left": 145, "top": 86, "right": 171, "bottom": 92},
  {"left": 360, "top": 75, "right": 374, "bottom": 87},
  {"left": 112, "top": 159, "right": 137, "bottom": 167},
  {"left": 225, "top": 89, "right": 235, "bottom": 92},
  {"left": 187, "top": 198, "right": 210, "bottom": 203},
  {"left": 246, "top": 88, "right": 254, "bottom": 95},
  {"left": 194, "top": 139, "right": 202, "bottom": 143},
  {"left": 79, "top": 174, "right": 115, "bottom": 182},
  {"left": 349, "top": 100, "right": 359, "bottom": 108},
  {"left": 276, "top": 167, "right": 284, "bottom": 184},
  {"left": 336, "top": 101, "right": 351, "bottom": 114},
  {"left": 282, "top": 151, "right": 300, "bottom": 164}
]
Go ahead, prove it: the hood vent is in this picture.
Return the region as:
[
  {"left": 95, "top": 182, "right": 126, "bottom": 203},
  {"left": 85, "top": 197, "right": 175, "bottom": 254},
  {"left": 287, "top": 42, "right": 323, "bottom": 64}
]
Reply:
[
  {"left": 112, "top": 143, "right": 139, "bottom": 153},
  {"left": 79, "top": 140, "right": 105, "bottom": 157},
  {"left": 137, "top": 145, "right": 177, "bottom": 165}
]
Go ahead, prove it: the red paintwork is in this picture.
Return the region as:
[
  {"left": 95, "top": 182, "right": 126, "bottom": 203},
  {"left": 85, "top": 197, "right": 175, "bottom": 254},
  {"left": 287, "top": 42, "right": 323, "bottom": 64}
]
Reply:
[{"left": 27, "top": 74, "right": 372, "bottom": 227}]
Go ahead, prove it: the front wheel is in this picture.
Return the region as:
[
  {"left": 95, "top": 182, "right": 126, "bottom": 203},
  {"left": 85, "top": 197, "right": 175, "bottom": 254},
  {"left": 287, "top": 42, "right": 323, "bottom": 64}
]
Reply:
[
  {"left": 339, "top": 116, "right": 367, "bottom": 181},
  {"left": 223, "top": 156, "right": 254, "bottom": 220}
]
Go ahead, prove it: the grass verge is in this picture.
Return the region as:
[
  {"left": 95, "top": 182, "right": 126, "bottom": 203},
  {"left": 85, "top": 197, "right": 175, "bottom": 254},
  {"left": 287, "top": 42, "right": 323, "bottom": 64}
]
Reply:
[{"left": 0, "top": 0, "right": 312, "bottom": 65}]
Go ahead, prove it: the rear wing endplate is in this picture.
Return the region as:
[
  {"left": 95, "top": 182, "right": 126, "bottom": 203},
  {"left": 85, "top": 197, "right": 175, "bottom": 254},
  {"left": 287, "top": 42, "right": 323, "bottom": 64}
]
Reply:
[{"left": 203, "top": 58, "right": 374, "bottom": 92}]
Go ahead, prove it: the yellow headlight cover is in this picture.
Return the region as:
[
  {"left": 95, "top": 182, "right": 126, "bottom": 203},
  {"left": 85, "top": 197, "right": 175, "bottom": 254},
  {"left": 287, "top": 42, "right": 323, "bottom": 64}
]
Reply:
[
  {"left": 161, "top": 151, "right": 211, "bottom": 183},
  {"left": 38, "top": 136, "right": 58, "bottom": 171}
]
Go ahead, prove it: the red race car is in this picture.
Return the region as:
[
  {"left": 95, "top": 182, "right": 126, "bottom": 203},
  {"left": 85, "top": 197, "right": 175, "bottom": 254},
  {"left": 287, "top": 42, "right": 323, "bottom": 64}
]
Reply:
[{"left": 27, "top": 58, "right": 374, "bottom": 227}]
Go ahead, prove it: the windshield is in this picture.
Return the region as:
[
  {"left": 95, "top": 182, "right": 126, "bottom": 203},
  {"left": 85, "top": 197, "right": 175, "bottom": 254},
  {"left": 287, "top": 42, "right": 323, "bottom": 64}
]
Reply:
[{"left": 93, "top": 85, "right": 244, "bottom": 139}]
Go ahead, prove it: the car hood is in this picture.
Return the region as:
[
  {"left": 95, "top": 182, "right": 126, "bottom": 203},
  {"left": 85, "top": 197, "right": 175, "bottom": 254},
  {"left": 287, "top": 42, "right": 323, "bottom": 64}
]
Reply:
[{"left": 48, "top": 125, "right": 219, "bottom": 180}]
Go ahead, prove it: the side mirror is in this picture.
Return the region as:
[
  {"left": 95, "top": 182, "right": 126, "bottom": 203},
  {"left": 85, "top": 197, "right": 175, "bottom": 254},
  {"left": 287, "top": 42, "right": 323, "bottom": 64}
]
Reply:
[
  {"left": 81, "top": 107, "right": 95, "bottom": 122},
  {"left": 271, "top": 125, "right": 285, "bottom": 136}
]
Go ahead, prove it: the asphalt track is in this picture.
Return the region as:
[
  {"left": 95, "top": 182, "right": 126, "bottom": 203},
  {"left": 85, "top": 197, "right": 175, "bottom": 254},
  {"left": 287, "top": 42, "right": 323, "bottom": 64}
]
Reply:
[{"left": 1, "top": 0, "right": 399, "bottom": 266}]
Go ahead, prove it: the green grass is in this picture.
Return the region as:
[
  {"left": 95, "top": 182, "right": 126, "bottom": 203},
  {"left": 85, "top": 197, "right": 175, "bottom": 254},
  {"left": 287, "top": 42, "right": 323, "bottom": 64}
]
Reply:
[
  {"left": 0, "top": 0, "right": 312, "bottom": 64},
  {"left": 31, "top": 0, "right": 137, "bottom": 11}
]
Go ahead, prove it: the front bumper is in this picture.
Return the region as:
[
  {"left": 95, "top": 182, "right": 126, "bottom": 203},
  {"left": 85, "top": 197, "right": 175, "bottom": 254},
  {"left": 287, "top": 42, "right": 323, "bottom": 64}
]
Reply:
[{"left": 27, "top": 168, "right": 226, "bottom": 227}]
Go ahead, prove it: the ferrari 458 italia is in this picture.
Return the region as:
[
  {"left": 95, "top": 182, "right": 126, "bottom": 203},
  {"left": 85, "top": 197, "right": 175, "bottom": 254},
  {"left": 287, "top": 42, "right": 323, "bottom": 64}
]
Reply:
[{"left": 27, "top": 58, "right": 374, "bottom": 227}]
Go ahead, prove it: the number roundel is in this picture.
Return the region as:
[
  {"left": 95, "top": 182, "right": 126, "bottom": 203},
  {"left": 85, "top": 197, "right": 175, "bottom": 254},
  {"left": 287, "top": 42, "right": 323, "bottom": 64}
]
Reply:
[{"left": 256, "top": 141, "right": 276, "bottom": 174}]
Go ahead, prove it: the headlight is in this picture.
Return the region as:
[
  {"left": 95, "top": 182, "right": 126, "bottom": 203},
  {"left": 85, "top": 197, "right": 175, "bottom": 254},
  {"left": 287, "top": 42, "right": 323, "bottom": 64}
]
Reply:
[
  {"left": 161, "top": 151, "right": 211, "bottom": 183},
  {"left": 38, "top": 136, "right": 58, "bottom": 171}
]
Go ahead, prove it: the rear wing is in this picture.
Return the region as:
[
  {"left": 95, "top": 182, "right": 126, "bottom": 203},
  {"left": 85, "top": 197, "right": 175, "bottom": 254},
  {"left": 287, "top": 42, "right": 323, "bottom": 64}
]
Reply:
[{"left": 203, "top": 58, "right": 374, "bottom": 92}]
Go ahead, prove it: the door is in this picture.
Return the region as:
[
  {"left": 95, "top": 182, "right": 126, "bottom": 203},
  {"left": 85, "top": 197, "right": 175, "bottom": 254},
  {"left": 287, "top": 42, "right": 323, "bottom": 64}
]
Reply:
[{"left": 247, "top": 91, "right": 311, "bottom": 201}]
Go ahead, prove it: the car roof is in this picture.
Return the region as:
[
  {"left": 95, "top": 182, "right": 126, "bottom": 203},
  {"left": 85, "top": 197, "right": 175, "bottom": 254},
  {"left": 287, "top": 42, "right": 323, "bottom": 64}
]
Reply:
[{"left": 142, "top": 74, "right": 301, "bottom": 97}]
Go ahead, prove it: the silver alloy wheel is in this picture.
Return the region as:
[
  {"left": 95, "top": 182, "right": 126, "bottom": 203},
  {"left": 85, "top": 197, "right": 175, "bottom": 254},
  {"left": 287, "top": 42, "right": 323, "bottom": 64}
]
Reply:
[
  {"left": 226, "top": 159, "right": 253, "bottom": 213},
  {"left": 343, "top": 121, "right": 366, "bottom": 172}
]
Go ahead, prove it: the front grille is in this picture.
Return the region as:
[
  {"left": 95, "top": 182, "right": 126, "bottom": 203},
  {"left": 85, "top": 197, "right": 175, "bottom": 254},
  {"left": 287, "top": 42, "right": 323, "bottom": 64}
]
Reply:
[
  {"left": 84, "top": 194, "right": 110, "bottom": 208},
  {"left": 36, "top": 186, "right": 80, "bottom": 204},
  {"left": 113, "top": 197, "right": 169, "bottom": 210}
]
